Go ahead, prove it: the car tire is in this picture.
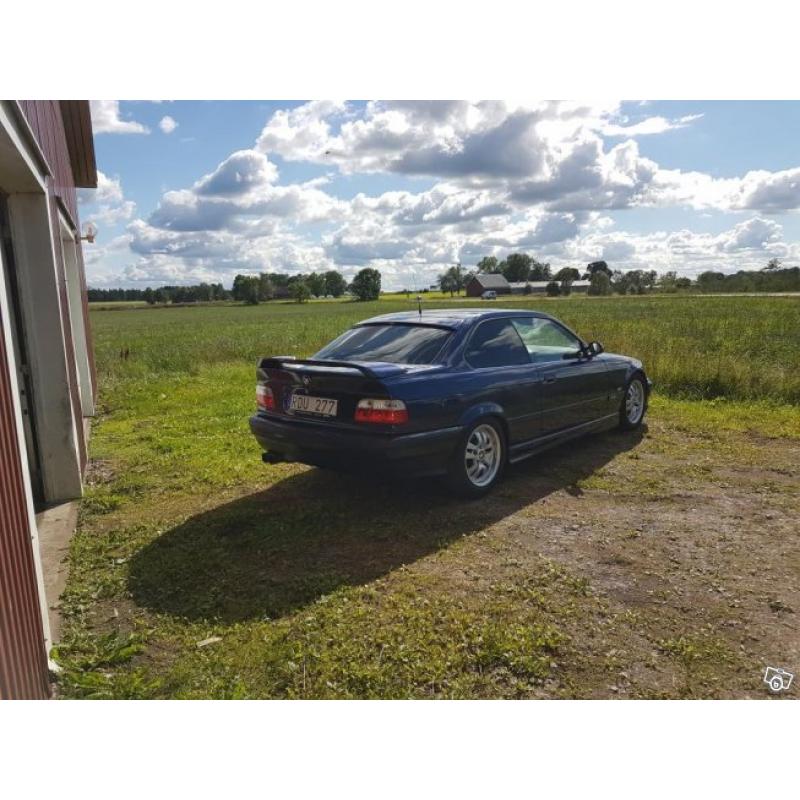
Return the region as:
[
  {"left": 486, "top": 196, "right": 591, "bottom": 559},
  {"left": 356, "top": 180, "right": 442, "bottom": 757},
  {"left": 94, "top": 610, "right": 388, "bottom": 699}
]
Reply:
[
  {"left": 619, "top": 375, "right": 647, "bottom": 430},
  {"left": 446, "top": 418, "right": 506, "bottom": 497}
]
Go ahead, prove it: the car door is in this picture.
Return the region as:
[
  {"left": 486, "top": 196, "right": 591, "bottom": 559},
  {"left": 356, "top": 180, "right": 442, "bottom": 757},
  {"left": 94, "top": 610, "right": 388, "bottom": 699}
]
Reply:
[
  {"left": 512, "top": 317, "right": 611, "bottom": 435},
  {"left": 463, "top": 317, "right": 540, "bottom": 444}
]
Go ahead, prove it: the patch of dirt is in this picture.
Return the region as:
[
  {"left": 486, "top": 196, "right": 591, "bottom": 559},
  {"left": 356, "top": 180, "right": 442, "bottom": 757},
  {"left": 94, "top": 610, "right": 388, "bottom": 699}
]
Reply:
[
  {"left": 84, "top": 458, "right": 116, "bottom": 486},
  {"left": 424, "top": 418, "right": 800, "bottom": 698}
]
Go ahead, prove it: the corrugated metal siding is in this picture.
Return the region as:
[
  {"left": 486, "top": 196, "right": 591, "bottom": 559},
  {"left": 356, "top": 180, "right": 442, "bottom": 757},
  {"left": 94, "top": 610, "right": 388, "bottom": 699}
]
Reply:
[
  {"left": 17, "top": 101, "right": 79, "bottom": 229},
  {"left": 75, "top": 242, "right": 98, "bottom": 398},
  {"left": 16, "top": 100, "right": 95, "bottom": 462},
  {"left": 0, "top": 305, "right": 51, "bottom": 700},
  {"left": 19, "top": 100, "right": 97, "bottom": 399},
  {"left": 46, "top": 184, "right": 88, "bottom": 469}
]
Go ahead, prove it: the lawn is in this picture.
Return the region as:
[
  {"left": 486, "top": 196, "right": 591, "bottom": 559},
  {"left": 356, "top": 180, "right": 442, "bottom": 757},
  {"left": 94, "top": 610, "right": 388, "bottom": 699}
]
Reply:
[{"left": 54, "top": 295, "right": 800, "bottom": 698}]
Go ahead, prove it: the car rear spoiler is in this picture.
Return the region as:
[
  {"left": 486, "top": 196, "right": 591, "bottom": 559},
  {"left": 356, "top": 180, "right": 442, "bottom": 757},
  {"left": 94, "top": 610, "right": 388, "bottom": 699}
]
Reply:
[{"left": 258, "top": 356, "right": 387, "bottom": 379}]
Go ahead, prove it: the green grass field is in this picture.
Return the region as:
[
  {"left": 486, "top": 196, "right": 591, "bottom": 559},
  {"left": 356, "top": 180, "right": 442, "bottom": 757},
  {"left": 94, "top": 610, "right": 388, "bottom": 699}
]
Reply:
[
  {"left": 54, "top": 294, "right": 800, "bottom": 698},
  {"left": 94, "top": 294, "right": 800, "bottom": 402}
]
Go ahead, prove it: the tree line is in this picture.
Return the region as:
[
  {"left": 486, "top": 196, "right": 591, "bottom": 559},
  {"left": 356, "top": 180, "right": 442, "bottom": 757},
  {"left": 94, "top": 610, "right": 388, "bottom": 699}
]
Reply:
[
  {"left": 231, "top": 268, "right": 381, "bottom": 303},
  {"left": 87, "top": 283, "right": 229, "bottom": 304},
  {"left": 231, "top": 271, "right": 348, "bottom": 304},
  {"left": 694, "top": 260, "right": 800, "bottom": 293},
  {"left": 87, "top": 268, "right": 384, "bottom": 305},
  {"left": 433, "top": 254, "right": 800, "bottom": 297},
  {"left": 87, "top": 258, "right": 799, "bottom": 305}
]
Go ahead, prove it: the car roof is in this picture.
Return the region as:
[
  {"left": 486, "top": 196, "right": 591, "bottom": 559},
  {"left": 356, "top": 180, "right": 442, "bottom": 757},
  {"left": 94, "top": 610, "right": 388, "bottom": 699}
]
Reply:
[{"left": 357, "top": 308, "right": 556, "bottom": 329}]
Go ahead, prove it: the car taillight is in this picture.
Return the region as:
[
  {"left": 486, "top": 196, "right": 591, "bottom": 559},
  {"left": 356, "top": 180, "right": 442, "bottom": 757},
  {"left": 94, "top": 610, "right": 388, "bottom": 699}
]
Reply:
[
  {"left": 354, "top": 398, "right": 408, "bottom": 424},
  {"left": 256, "top": 384, "right": 275, "bottom": 411}
]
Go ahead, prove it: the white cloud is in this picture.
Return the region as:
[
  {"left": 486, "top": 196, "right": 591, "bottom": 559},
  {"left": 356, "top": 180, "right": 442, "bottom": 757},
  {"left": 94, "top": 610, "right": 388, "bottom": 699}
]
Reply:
[
  {"left": 253, "top": 101, "right": 800, "bottom": 215},
  {"left": 158, "top": 115, "right": 178, "bottom": 134},
  {"left": 731, "top": 167, "right": 800, "bottom": 211},
  {"left": 79, "top": 170, "right": 123, "bottom": 205},
  {"left": 602, "top": 114, "right": 703, "bottom": 136},
  {"left": 718, "top": 216, "right": 783, "bottom": 252},
  {"left": 78, "top": 171, "right": 136, "bottom": 226},
  {"left": 145, "top": 149, "right": 344, "bottom": 233},
  {"left": 256, "top": 101, "right": 347, "bottom": 161},
  {"left": 90, "top": 100, "right": 149, "bottom": 134},
  {"left": 559, "top": 216, "right": 791, "bottom": 277},
  {"left": 194, "top": 150, "right": 278, "bottom": 196}
]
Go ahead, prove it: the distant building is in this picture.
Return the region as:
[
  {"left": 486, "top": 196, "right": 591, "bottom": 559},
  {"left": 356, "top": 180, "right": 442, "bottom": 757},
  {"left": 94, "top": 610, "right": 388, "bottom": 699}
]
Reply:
[
  {"left": 0, "top": 101, "right": 97, "bottom": 698},
  {"left": 465, "top": 273, "right": 512, "bottom": 297},
  {"left": 466, "top": 273, "right": 590, "bottom": 297},
  {"left": 508, "top": 280, "right": 591, "bottom": 294}
]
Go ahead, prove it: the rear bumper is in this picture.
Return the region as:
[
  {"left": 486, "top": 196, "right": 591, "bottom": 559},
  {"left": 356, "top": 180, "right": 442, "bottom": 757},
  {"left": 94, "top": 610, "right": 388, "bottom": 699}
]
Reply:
[{"left": 249, "top": 413, "right": 462, "bottom": 477}]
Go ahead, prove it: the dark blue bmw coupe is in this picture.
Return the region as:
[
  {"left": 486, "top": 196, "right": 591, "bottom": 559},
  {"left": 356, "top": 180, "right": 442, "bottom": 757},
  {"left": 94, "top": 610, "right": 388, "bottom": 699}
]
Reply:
[{"left": 249, "top": 308, "right": 651, "bottom": 495}]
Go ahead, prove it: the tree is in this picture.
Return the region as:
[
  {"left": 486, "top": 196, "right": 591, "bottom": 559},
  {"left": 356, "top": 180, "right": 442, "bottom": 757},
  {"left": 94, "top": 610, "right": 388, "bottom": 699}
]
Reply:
[
  {"left": 765, "top": 257, "right": 782, "bottom": 271},
  {"left": 588, "top": 271, "right": 612, "bottom": 296},
  {"left": 305, "top": 272, "right": 326, "bottom": 297},
  {"left": 437, "top": 270, "right": 458, "bottom": 297},
  {"left": 529, "top": 259, "right": 552, "bottom": 281},
  {"left": 350, "top": 267, "right": 381, "bottom": 301},
  {"left": 675, "top": 276, "right": 692, "bottom": 291},
  {"left": 657, "top": 271, "right": 678, "bottom": 293},
  {"left": 611, "top": 270, "right": 629, "bottom": 295},
  {"left": 554, "top": 266, "right": 579, "bottom": 295},
  {"left": 501, "top": 253, "right": 532, "bottom": 282},
  {"left": 233, "top": 274, "right": 262, "bottom": 303},
  {"left": 476, "top": 256, "right": 499, "bottom": 273},
  {"left": 697, "top": 271, "right": 726, "bottom": 292},
  {"left": 437, "top": 263, "right": 469, "bottom": 296},
  {"left": 232, "top": 274, "right": 247, "bottom": 302},
  {"left": 242, "top": 277, "right": 260, "bottom": 305},
  {"left": 324, "top": 270, "right": 347, "bottom": 297},
  {"left": 143, "top": 287, "right": 156, "bottom": 305},
  {"left": 258, "top": 273, "right": 274, "bottom": 301},
  {"left": 611, "top": 269, "right": 656, "bottom": 295},
  {"left": 211, "top": 283, "right": 228, "bottom": 301},
  {"left": 289, "top": 279, "right": 311, "bottom": 303},
  {"left": 554, "top": 267, "right": 581, "bottom": 283},
  {"left": 585, "top": 260, "right": 611, "bottom": 279},
  {"left": 545, "top": 281, "right": 561, "bottom": 297}
]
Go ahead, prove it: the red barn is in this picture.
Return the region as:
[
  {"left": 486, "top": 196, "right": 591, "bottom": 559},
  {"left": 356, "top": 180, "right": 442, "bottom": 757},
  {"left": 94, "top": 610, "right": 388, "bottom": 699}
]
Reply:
[{"left": 0, "top": 101, "right": 97, "bottom": 699}]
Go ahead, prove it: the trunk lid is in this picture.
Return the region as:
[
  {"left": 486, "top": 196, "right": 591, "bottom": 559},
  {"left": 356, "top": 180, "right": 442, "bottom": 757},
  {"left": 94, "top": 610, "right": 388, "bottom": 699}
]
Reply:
[{"left": 256, "top": 357, "right": 438, "bottom": 429}]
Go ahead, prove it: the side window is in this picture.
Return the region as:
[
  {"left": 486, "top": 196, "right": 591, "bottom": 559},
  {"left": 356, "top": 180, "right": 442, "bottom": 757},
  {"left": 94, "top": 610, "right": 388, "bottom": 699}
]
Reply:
[
  {"left": 512, "top": 318, "right": 582, "bottom": 363},
  {"left": 465, "top": 319, "right": 530, "bottom": 368}
]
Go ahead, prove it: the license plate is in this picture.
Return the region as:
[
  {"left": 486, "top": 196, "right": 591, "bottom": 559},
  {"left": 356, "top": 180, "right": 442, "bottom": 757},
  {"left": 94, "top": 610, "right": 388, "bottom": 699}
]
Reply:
[{"left": 288, "top": 393, "right": 338, "bottom": 417}]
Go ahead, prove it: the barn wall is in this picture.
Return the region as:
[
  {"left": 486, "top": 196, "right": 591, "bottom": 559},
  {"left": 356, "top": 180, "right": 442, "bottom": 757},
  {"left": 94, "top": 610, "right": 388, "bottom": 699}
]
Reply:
[
  {"left": 15, "top": 101, "right": 94, "bottom": 469},
  {"left": 17, "top": 101, "right": 79, "bottom": 228},
  {"left": 0, "top": 303, "right": 50, "bottom": 699}
]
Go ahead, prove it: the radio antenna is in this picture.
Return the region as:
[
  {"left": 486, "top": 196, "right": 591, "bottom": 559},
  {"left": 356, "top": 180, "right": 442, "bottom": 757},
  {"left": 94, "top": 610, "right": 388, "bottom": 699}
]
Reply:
[{"left": 416, "top": 294, "right": 423, "bottom": 317}]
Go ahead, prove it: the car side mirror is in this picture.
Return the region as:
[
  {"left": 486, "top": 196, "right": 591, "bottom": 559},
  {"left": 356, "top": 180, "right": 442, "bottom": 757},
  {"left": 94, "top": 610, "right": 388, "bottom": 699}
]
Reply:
[{"left": 586, "top": 341, "right": 604, "bottom": 357}]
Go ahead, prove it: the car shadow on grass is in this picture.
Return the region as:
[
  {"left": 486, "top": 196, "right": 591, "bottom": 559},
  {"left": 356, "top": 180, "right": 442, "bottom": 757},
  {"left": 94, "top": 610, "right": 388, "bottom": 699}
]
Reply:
[{"left": 128, "top": 427, "right": 645, "bottom": 623}]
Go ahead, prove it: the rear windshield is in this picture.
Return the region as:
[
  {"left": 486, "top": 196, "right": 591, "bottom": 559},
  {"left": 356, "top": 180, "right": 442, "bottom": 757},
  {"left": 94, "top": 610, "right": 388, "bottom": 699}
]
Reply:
[{"left": 314, "top": 324, "right": 452, "bottom": 365}]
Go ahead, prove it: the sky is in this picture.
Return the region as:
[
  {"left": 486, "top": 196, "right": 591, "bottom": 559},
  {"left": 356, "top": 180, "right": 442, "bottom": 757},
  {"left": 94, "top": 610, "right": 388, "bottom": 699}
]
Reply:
[{"left": 79, "top": 100, "right": 800, "bottom": 291}]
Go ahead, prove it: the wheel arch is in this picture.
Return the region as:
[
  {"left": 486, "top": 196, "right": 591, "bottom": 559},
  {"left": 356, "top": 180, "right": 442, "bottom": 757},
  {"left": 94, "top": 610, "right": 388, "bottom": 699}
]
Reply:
[
  {"left": 629, "top": 367, "right": 651, "bottom": 396},
  {"left": 458, "top": 401, "right": 507, "bottom": 434},
  {"left": 457, "top": 404, "right": 510, "bottom": 461}
]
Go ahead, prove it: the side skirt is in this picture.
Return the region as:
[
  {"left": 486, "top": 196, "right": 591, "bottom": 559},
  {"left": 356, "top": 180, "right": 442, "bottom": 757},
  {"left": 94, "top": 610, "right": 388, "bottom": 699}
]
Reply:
[{"left": 507, "top": 414, "right": 619, "bottom": 465}]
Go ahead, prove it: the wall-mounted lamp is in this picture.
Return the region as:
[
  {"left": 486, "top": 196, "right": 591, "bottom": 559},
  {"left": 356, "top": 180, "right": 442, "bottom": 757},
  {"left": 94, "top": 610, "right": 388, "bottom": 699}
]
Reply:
[{"left": 80, "top": 221, "right": 98, "bottom": 244}]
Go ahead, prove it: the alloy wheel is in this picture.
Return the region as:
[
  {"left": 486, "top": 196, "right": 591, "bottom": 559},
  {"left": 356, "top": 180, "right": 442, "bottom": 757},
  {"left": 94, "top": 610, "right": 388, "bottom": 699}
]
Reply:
[{"left": 464, "top": 423, "right": 502, "bottom": 487}]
